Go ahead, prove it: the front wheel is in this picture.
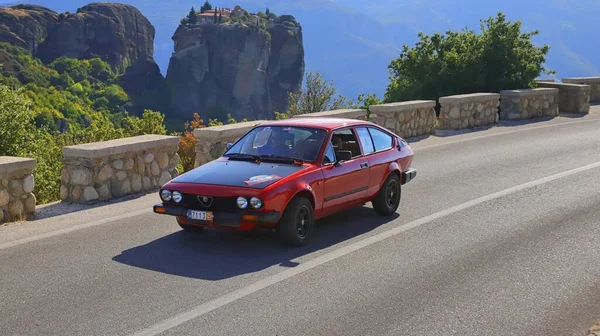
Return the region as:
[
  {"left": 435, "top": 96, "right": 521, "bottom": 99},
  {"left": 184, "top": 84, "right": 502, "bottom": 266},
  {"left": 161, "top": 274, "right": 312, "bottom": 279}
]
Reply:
[
  {"left": 278, "top": 197, "right": 315, "bottom": 247},
  {"left": 372, "top": 173, "right": 401, "bottom": 216}
]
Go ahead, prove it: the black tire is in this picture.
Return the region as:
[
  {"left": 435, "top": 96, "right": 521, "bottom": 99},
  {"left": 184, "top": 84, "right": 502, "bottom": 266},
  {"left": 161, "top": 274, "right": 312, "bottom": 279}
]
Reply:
[
  {"left": 278, "top": 197, "right": 315, "bottom": 247},
  {"left": 372, "top": 173, "right": 401, "bottom": 216},
  {"left": 177, "top": 218, "right": 205, "bottom": 233}
]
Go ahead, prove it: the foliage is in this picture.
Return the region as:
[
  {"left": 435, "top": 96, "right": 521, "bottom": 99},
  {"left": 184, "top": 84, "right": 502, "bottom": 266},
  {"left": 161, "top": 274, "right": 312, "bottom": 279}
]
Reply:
[
  {"left": 0, "top": 85, "right": 37, "bottom": 156},
  {"left": 122, "top": 109, "right": 167, "bottom": 136},
  {"left": 0, "top": 83, "right": 171, "bottom": 204},
  {"left": 175, "top": 113, "right": 205, "bottom": 173},
  {"left": 384, "top": 12, "right": 552, "bottom": 102},
  {"left": 356, "top": 93, "right": 382, "bottom": 120},
  {"left": 0, "top": 43, "right": 137, "bottom": 132},
  {"left": 277, "top": 71, "right": 354, "bottom": 119},
  {"left": 186, "top": 7, "right": 197, "bottom": 24},
  {"left": 200, "top": 1, "right": 212, "bottom": 13}
]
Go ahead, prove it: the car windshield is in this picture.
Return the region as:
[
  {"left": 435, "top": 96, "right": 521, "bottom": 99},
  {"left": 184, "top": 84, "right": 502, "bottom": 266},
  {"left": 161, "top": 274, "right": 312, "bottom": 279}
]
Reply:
[{"left": 224, "top": 125, "right": 328, "bottom": 162}]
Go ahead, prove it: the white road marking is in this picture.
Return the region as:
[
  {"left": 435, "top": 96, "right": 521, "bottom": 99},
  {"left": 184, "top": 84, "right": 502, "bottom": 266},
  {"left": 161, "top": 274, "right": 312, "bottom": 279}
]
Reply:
[
  {"left": 129, "top": 160, "right": 600, "bottom": 336},
  {"left": 0, "top": 208, "right": 150, "bottom": 251},
  {"left": 414, "top": 116, "right": 600, "bottom": 150}
]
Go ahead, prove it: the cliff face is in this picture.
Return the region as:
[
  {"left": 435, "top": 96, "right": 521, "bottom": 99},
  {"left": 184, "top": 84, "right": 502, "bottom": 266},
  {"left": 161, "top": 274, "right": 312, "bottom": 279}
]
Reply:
[
  {"left": 0, "top": 3, "right": 155, "bottom": 73},
  {"left": 165, "top": 18, "right": 304, "bottom": 121},
  {"left": 0, "top": 2, "right": 165, "bottom": 116},
  {"left": 38, "top": 3, "right": 155, "bottom": 74},
  {"left": 0, "top": 5, "right": 57, "bottom": 55}
]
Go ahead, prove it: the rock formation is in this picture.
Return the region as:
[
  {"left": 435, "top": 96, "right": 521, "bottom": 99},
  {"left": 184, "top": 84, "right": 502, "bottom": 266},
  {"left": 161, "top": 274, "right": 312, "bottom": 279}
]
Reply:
[
  {"left": 0, "top": 2, "right": 165, "bottom": 116},
  {"left": 165, "top": 12, "right": 304, "bottom": 121}
]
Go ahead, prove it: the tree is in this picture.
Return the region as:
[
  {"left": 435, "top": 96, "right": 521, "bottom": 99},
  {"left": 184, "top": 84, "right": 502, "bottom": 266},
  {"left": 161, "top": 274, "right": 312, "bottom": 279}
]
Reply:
[
  {"left": 384, "top": 12, "right": 552, "bottom": 103},
  {"left": 279, "top": 71, "right": 354, "bottom": 119},
  {"left": 187, "top": 7, "right": 197, "bottom": 24},
  {"left": 0, "top": 85, "right": 37, "bottom": 156},
  {"left": 200, "top": 1, "right": 212, "bottom": 13}
]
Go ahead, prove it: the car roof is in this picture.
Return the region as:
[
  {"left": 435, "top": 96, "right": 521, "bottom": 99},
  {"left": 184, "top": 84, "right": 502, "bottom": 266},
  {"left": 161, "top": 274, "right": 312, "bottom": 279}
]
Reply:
[{"left": 257, "top": 117, "right": 372, "bottom": 131}]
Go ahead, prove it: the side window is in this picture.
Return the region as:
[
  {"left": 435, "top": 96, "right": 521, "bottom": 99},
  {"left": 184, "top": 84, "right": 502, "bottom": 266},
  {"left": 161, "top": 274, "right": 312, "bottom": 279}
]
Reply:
[
  {"left": 322, "top": 141, "right": 336, "bottom": 164},
  {"left": 332, "top": 128, "right": 362, "bottom": 158},
  {"left": 368, "top": 127, "right": 393, "bottom": 151},
  {"left": 356, "top": 127, "right": 375, "bottom": 155}
]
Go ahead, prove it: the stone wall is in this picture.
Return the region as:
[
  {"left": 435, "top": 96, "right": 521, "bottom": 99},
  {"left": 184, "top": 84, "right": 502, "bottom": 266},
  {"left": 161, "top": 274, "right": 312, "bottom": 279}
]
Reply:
[
  {"left": 0, "top": 157, "right": 36, "bottom": 223},
  {"left": 61, "top": 135, "right": 180, "bottom": 204},
  {"left": 499, "top": 88, "right": 559, "bottom": 120},
  {"left": 561, "top": 77, "right": 600, "bottom": 102},
  {"left": 535, "top": 81, "right": 591, "bottom": 114},
  {"left": 292, "top": 108, "right": 367, "bottom": 120},
  {"left": 368, "top": 101, "right": 436, "bottom": 138},
  {"left": 194, "top": 120, "right": 268, "bottom": 167},
  {"left": 438, "top": 93, "right": 500, "bottom": 130}
]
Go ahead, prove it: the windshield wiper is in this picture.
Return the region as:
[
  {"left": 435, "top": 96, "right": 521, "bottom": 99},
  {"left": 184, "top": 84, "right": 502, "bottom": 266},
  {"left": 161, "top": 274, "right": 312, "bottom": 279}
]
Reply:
[
  {"left": 259, "top": 154, "right": 304, "bottom": 164},
  {"left": 224, "top": 153, "right": 261, "bottom": 162}
]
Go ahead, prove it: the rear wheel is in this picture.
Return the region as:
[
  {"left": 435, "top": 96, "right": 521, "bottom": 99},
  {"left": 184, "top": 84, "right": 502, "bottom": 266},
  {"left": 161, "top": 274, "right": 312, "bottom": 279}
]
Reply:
[
  {"left": 278, "top": 197, "right": 314, "bottom": 247},
  {"left": 372, "top": 173, "right": 401, "bottom": 216},
  {"left": 177, "top": 217, "right": 205, "bottom": 232}
]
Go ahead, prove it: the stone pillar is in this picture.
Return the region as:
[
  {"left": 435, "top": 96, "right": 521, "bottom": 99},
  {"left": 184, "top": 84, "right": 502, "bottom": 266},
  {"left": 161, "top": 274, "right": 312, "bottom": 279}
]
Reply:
[
  {"left": 438, "top": 93, "right": 500, "bottom": 130},
  {"left": 561, "top": 77, "right": 600, "bottom": 103},
  {"left": 499, "top": 88, "right": 559, "bottom": 120},
  {"left": 0, "top": 156, "right": 36, "bottom": 223},
  {"left": 368, "top": 101, "right": 436, "bottom": 138},
  {"left": 536, "top": 81, "right": 591, "bottom": 114},
  {"left": 61, "top": 135, "right": 180, "bottom": 204}
]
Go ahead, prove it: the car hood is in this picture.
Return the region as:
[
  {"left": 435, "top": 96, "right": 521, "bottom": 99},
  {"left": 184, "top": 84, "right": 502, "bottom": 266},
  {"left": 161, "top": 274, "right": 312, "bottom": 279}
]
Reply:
[{"left": 170, "top": 159, "right": 308, "bottom": 189}]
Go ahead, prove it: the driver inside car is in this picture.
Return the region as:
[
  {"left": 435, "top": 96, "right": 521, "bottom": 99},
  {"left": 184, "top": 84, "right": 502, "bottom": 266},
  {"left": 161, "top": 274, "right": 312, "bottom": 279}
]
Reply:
[{"left": 258, "top": 130, "right": 295, "bottom": 157}]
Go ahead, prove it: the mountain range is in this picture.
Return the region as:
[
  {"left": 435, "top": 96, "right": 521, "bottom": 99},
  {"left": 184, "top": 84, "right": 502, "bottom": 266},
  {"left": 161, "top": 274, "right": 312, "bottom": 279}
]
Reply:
[{"left": 1, "top": 0, "right": 598, "bottom": 103}]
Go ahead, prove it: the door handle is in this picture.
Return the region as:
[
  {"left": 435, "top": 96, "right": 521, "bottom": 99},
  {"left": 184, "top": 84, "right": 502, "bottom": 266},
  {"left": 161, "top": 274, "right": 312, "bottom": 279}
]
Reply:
[{"left": 360, "top": 162, "right": 369, "bottom": 169}]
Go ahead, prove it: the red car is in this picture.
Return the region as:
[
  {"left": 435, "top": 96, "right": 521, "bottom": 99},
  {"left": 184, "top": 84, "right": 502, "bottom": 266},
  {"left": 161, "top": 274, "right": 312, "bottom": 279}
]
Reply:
[{"left": 153, "top": 117, "right": 416, "bottom": 246}]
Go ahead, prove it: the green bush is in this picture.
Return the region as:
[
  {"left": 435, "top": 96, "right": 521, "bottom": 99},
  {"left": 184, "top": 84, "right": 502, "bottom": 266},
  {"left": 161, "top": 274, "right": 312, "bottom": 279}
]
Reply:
[{"left": 384, "top": 12, "right": 552, "bottom": 102}]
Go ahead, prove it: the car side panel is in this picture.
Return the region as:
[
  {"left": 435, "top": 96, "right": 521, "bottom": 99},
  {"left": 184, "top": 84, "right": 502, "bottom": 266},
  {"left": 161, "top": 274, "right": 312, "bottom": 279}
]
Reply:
[
  {"left": 262, "top": 168, "right": 325, "bottom": 216},
  {"left": 364, "top": 148, "right": 397, "bottom": 197},
  {"left": 320, "top": 156, "right": 370, "bottom": 216}
]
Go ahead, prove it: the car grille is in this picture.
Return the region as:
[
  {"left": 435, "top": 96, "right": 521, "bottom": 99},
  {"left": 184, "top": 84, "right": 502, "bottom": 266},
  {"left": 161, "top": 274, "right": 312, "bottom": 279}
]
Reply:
[{"left": 180, "top": 193, "right": 238, "bottom": 212}]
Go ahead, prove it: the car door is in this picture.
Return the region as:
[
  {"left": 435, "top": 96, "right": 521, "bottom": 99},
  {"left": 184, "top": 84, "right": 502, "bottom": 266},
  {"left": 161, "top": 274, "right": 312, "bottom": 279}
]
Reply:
[
  {"left": 356, "top": 126, "right": 396, "bottom": 197},
  {"left": 321, "top": 128, "right": 370, "bottom": 211}
]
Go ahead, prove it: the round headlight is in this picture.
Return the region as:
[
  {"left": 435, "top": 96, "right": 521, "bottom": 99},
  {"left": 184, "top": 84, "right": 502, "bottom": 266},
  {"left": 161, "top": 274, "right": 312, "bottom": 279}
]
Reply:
[
  {"left": 160, "top": 189, "right": 172, "bottom": 201},
  {"left": 250, "top": 197, "right": 262, "bottom": 209},
  {"left": 172, "top": 191, "right": 183, "bottom": 203},
  {"left": 236, "top": 196, "right": 248, "bottom": 209}
]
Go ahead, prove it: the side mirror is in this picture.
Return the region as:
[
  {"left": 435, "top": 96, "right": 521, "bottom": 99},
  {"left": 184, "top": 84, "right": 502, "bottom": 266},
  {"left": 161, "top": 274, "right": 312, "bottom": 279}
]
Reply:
[
  {"left": 225, "top": 142, "right": 233, "bottom": 150},
  {"left": 334, "top": 150, "right": 352, "bottom": 166}
]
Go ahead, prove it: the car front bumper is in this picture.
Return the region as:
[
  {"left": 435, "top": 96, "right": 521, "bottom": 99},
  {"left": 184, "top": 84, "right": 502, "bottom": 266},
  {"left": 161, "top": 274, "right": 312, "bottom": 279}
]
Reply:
[
  {"left": 153, "top": 203, "right": 281, "bottom": 230},
  {"left": 402, "top": 168, "right": 417, "bottom": 184}
]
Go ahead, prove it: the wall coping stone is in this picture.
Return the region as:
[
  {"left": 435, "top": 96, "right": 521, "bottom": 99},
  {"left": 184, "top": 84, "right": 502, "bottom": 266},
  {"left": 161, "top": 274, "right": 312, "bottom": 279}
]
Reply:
[
  {"left": 62, "top": 134, "right": 180, "bottom": 159},
  {"left": 0, "top": 156, "right": 36, "bottom": 174},
  {"left": 194, "top": 120, "right": 268, "bottom": 140},
  {"left": 438, "top": 93, "right": 500, "bottom": 103},
  {"left": 500, "top": 88, "right": 559, "bottom": 97},
  {"left": 535, "top": 79, "right": 555, "bottom": 82},
  {"left": 369, "top": 100, "right": 436, "bottom": 113},
  {"left": 292, "top": 109, "right": 366, "bottom": 119},
  {"left": 562, "top": 77, "right": 600, "bottom": 84},
  {"left": 536, "top": 81, "right": 591, "bottom": 91}
]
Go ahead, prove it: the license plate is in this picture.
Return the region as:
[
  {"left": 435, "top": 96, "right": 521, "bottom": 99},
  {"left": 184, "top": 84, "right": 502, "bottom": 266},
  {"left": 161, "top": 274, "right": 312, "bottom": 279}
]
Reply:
[{"left": 187, "top": 210, "right": 213, "bottom": 221}]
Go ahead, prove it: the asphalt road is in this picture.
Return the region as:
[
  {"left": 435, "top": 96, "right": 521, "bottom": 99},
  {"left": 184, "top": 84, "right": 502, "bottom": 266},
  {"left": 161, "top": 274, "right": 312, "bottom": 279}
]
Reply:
[{"left": 2, "top": 113, "right": 600, "bottom": 336}]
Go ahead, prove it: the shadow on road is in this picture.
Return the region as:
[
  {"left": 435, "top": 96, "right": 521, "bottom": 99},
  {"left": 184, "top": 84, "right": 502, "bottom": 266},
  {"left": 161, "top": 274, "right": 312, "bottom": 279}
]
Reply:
[
  {"left": 112, "top": 205, "right": 398, "bottom": 280},
  {"left": 559, "top": 113, "right": 588, "bottom": 119}
]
